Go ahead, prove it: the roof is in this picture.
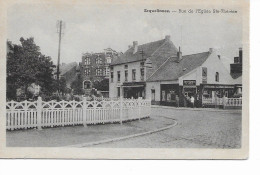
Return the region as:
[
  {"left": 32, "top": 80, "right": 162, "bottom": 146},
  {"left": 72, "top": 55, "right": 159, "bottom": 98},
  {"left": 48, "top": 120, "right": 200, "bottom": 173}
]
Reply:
[
  {"left": 147, "top": 51, "right": 211, "bottom": 82},
  {"left": 59, "top": 62, "right": 77, "bottom": 75},
  {"left": 111, "top": 38, "right": 178, "bottom": 65}
]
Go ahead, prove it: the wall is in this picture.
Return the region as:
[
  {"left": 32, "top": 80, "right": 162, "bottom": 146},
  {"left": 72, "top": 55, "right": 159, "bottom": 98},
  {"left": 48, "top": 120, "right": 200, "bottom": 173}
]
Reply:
[{"left": 179, "top": 51, "right": 236, "bottom": 85}]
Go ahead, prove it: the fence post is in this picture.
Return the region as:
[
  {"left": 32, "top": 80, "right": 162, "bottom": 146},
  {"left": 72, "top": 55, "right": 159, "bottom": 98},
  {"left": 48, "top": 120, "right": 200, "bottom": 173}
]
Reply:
[
  {"left": 138, "top": 97, "right": 141, "bottom": 120},
  {"left": 37, "top": 96, "right": 42, "bottom": 130},
  {"left": 83, "top": 97, "right": 87, "bottom": 127},
  {"left": 119, "top": 96, "right": 123, "bottom": 124},
  {"left": 10, "top": 101, "right": 14, "bottom": 131},
  {"left": 223, "top": 96, "right": 226, "bottom": 109}
]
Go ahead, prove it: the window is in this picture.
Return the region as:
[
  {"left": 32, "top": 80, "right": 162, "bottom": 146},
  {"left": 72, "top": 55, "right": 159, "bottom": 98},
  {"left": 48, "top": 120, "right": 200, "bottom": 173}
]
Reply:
[
  {"left": 84, "top": 68, "right": 90, "bottom": 76},
  {"left": 125, "top": 70, "right": 128, "bottom": 82},
  {"left": 124, "top": 65, "right": 128, "bottom": 69},
  {"left": 215, "top": 72, "right": 219, "bottom": 82},
  {"left": 96, "top": 55, "right": 102, "bottom": 64},
  {"left": 140, "top": 68, "right": 144, "bottom": 81},
  {"left": 111, "top": 72, "right": 114, "bottom": 82},
  {"left": 105, "top": 67, "right": 110, "bottom": 76},
  {"left": 132, "top": 69, "right": 136, "bottom": 81},
  {"left": 151, "top": 89, "right": 155, "bottom": 101},
  {"left": 117, "top": 87, "right": 120, "bottom": 97},
  {"left": 140, "top": 62, "right": 145, "bottom": 67},
  {"left": 96, "top": 68, "right": 103, "bottom": 76},
  {"left": 117, "top": 71, "right": 121, "bottom": 82},
  {"left": 84, "top": 57, "right": 90, "bottom": 65}
]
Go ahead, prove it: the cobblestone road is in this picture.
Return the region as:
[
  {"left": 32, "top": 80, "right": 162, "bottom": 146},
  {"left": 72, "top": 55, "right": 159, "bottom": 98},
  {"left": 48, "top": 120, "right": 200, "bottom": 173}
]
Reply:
[{"left": 92, "top": 107, "right": 241, "bottom": 148}]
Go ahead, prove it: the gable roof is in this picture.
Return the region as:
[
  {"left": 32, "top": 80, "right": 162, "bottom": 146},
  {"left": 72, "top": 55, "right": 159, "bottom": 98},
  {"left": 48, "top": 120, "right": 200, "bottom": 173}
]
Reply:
[
  {"left": 147, "top": 51, "right": 211, "bottom": 82},
  {"left": 111, "top": 38, "right": 178, "bottom": 65}
]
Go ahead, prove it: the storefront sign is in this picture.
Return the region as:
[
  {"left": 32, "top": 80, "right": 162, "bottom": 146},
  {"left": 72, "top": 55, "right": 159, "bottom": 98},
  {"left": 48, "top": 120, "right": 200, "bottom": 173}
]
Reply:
[
  {"left": 202, "top": 67, "right": 207, "bottom": 84},
  {"left": 183, "top": 80, "right": 196, "bottom": 86}
]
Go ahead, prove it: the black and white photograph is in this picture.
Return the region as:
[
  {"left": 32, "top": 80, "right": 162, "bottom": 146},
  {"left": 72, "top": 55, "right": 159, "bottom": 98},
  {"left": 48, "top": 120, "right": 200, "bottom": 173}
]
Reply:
[{"left": 0, "top": 0, "right": 249, "bottom": 159}]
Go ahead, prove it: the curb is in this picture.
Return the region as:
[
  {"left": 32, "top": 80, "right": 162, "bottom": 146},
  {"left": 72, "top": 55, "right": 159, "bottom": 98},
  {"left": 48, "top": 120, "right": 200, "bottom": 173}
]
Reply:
[
  {"left": 152, "top": 105, "right": 242, "bottom": 113},
  {"left": 65, "top": 120, "right": 178, "bottom": 148}
]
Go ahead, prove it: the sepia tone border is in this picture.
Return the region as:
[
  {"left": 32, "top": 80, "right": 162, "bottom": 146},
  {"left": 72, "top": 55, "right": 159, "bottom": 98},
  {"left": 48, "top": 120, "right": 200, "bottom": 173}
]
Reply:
[{"left": 0, "top": 0, "right": 249, "bottom": 159}]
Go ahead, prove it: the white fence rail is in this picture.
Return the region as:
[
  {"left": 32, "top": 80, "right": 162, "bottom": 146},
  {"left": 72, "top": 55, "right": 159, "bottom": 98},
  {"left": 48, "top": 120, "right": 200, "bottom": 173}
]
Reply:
[
  {"left": 202, "top": 97, "right": 242, "bottom": 107},
  {"left": 6, "top": 97, "right": 151, "bottom": 131}
]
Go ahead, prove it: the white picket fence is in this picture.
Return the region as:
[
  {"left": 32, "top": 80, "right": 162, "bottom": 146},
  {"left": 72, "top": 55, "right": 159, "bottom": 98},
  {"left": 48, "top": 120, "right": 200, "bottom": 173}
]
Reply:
[
  {"left": 202, "top": 97, "right": 242, "bottom": 107},
  {"left": 6, "top": 97, "right": 151, "bottom": 131}
]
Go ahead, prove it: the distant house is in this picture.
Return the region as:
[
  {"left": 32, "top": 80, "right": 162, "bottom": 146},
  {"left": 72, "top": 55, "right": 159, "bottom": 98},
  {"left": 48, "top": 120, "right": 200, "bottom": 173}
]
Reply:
[
  {"left": 110, "top": 35, "right": 242, "bottom": 107},
  {"left": 53, "top": 62, "right": 79, "bottom": 88}
]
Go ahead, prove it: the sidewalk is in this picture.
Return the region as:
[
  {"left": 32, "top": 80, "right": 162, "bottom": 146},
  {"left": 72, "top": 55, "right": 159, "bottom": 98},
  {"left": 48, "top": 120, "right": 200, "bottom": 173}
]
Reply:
[
  {"left": 152, "top": 105, "right": 242, "bottom": 113},
  {"left": 6, "top": 116, "right": 175, "bottom": 147}
]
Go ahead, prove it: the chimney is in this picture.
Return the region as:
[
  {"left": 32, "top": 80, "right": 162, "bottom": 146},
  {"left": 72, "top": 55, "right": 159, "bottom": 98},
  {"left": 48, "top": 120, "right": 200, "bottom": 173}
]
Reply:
[
  {"left": 239, "top": 47, "right": 242, "bottom": 64},
  {"left": 209, "top": 48, "right": 214, "bottom": 53},
  {"left": 133, "top": 41, "right": 138, "bottom": 54},
  {"left": 165, "top": 35, "right": 171, "bottom": 41},
  {"left": 177, "top": 46, "right": 182, "bottom": 62}
]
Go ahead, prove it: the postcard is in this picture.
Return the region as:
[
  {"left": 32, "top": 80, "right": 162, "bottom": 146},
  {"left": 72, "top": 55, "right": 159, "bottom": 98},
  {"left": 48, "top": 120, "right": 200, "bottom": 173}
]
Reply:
[{"left": 0, "top": 0, "right": 249, "bottom": 159}]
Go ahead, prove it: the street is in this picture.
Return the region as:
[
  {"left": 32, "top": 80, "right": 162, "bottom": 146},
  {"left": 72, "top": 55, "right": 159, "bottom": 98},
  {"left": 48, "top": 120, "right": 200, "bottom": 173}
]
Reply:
[
  {"left": 6, "top": 107, "right": 241, "bottom": 148},
  {"left": 92, "top": 107, "right": 242, "bottom": 148}
]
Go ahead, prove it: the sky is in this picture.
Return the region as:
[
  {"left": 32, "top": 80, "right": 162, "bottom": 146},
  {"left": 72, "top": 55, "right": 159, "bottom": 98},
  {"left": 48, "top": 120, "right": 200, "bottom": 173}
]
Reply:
[{"left": 7, "top": 3, "right": 243, "bottom": 69}]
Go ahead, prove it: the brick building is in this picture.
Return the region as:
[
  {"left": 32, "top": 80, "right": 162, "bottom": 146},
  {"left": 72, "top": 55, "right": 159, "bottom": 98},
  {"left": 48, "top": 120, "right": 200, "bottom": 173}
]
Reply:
[{"left": 80, "top": 48, "right": 119, "bottom": 95}]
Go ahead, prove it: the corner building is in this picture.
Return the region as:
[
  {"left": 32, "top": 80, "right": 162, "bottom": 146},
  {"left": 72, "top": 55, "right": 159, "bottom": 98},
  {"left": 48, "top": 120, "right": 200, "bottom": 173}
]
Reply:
[{"left": 109, "top": 35, "right": 178, "bottom": 99}]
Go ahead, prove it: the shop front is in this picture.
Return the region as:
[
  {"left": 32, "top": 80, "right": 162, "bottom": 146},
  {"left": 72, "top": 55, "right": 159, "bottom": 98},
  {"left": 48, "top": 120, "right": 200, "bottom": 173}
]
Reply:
[
  {"left": 182, "top": 80, "right": 197, "bottom": 97},
  {"left": 160, "top": 84, "right": 179, "bottom": 106},
  {"left": 200, "top": 84, "right": 235, "bottom": 99},
  {"left": 122, "top": 82, "right": 145, "bottom": 99}
]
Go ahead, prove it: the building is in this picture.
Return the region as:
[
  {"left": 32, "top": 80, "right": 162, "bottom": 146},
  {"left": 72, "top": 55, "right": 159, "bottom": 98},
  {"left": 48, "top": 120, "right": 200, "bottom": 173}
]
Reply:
[
  {"left": 81, "top": 48, "right": 119, "bottom": 95},
  {"left": 109, "top": 35, "right": 178, "bottom": 99},
  {"left": 110, "top": 35, "right": 242, "bottom": 107},
  {"left": 146, "top": 48, "right": 242, "bottom": 106},
  {"left": 230, "top": 48, "right": 243, "bottom": 97},
  {"left": 230, "top": 48, "right": 242, "bottom": 76}
]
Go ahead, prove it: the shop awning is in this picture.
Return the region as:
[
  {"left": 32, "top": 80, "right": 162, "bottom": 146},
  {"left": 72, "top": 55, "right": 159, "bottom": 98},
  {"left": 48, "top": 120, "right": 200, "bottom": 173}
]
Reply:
[
  {"left": 203, "top": 84, "right": 234, "bottom": 89},
  {"left": 122, "top": 85, "right": 145, "bottom": 88},
  {"left": 122, "top": 82, "right": 145, "bottom": 88}
]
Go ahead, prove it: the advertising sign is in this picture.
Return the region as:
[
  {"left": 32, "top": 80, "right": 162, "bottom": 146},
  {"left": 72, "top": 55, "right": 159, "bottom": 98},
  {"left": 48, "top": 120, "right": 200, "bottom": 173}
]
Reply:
[
  {"left": 183, "top": 80, "right": 196, "bottom": 87},
  {"left": 202, "top": 67, "right": 207, "bottom": 84}
]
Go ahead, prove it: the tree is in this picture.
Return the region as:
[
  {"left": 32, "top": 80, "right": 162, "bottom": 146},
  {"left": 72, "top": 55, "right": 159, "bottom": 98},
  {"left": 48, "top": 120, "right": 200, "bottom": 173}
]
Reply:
[
  {"left": 93, "top": 79, "right": 109, "bottom": 91},
  {"left": 70, "top": 74, "right": 84, "bottom": 95},
  {"left": 7, "top": 37, "right": 56, "bottom": 100}
]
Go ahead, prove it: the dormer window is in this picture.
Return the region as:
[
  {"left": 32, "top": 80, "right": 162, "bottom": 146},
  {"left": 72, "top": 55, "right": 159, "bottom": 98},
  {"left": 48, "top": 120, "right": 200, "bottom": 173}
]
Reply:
[{"left": 106, "top": 57, "right": 112, "bottom": 64}]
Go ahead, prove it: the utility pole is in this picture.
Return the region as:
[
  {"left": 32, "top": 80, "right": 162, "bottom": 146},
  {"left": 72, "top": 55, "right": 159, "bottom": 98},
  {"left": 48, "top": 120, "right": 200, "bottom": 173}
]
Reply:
[{"left": 56, "top": 20, "right": 65, "bottom": 94}]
